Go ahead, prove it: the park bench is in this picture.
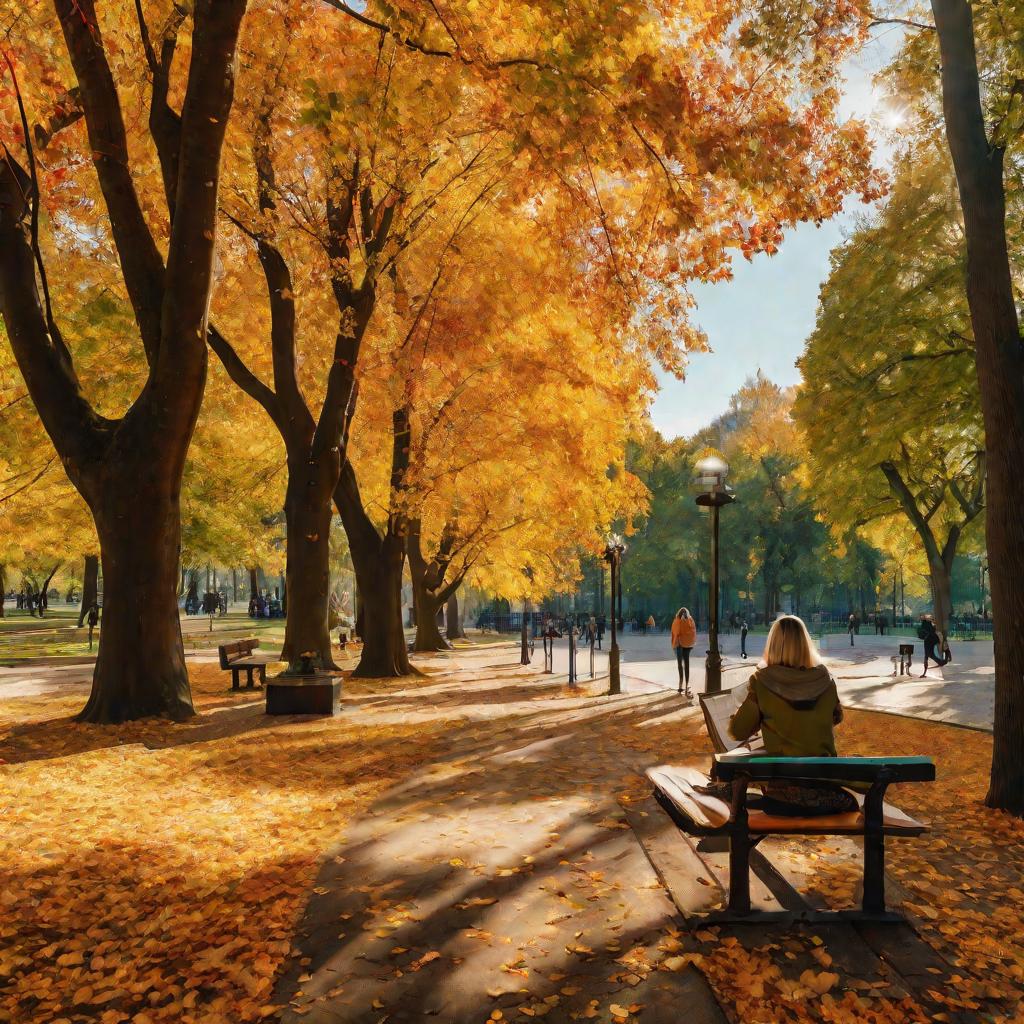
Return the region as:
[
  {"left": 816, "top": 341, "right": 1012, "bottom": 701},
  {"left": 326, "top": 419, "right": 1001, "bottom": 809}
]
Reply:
[
  {"left": 218, "top": 638, "right": 276, "bottom": 690},
  {"left": 646, "top": 686, "right": 935, "bottom": 921}
]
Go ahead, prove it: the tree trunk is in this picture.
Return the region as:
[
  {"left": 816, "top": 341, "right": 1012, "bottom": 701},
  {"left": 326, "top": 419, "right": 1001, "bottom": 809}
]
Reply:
[
  {"left": 520, "top": 600, "right": 531, "bottom": 665},
  {"left": 77, "top": 554, "right": 99, "bottom": 627},
  {"left": 927, "top": 556, "right": 954, "bottom": 638},
  {"left": 248, "top": 566, "right": 259, "bottom": 601},
  {"left": 412, "top": 582, "right": 449, "bottom": 652},
  {"left": 78, "top": 487, "right": 194, "bottom": 723},
  {"left": 0, "top": 564, "right": 4, "bottom": 618},
  {"left": 932, "top": 0, "right": 1024, "bottom": 813},
  {"left": 279, "top": 463, "right": 337, "bottom": 669},
  {"left": 350, "top": 532, "right": 411, "bottom": 677},
  {"left": 446, "top": 589, "right": 465, "bottom": 640},
  {"left": 37, "top": 564, "right": 59, "bottom": 617}
]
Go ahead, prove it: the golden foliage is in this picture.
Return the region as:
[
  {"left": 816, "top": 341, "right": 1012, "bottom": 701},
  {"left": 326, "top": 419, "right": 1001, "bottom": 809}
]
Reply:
[{"left": 0, "top": 663, "right": 444, "bottom": 1024}]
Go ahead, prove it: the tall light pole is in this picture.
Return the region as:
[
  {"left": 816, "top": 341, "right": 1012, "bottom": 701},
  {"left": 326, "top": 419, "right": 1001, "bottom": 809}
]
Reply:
[
  {"left": 603, "top": 535, "right": 626, "bottom": 695},
  {"left": 694, "top": 451, "right": 735, "bottom": 695}
]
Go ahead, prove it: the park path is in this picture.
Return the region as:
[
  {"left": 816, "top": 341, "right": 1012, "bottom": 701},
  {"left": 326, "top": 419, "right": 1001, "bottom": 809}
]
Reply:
[
  {"left": 590, "top": 631, "right": 996, "bottom": 732},
  {"left": 272, "top": 649, "right": 726, "bottom": 1024}
]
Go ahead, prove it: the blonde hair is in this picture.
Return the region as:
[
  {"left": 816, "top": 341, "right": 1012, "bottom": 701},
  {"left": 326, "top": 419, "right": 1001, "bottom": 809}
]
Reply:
[
  {"left": 676, "top": 607, "right": 690, "bottom": 620},
  {"left": 762, "top": 615, "right": 820, "bottom": 669}
]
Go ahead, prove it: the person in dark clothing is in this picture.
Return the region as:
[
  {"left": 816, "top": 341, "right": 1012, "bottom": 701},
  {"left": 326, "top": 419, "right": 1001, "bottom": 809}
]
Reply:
[
  {"left": 86, "top": 603, "right": 99, "bottom": 651},
  {"left": 740, "top": 619, "right": 749, "bottom": 659},
  {"left": 918, "top": 615, "right": 951, "bottom": 677},
  {"left": 596, "top": 614, "right": 605, "bottom": 649}
]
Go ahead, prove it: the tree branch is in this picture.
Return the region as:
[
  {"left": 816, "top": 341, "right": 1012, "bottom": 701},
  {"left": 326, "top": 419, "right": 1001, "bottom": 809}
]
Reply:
[
  {"left": 55, "top": 0, "right": 166, "bottom": 364},
  {"left": 207, "top": 324, "right": 281, "bottom": 427}
]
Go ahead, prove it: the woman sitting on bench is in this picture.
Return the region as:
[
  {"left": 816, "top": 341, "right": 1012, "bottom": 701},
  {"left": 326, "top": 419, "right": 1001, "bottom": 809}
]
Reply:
[{"left": 703, "top": 615, "right": 857, "bottom": 816}]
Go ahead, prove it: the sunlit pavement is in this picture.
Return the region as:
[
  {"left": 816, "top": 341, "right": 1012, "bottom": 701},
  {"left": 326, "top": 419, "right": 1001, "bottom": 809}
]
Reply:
[
  {"left": 541, "top": 629, "right": 994, "bottom": 731},
  {"left": 0, "top": 622, "right": 995, "bottom": 731}
]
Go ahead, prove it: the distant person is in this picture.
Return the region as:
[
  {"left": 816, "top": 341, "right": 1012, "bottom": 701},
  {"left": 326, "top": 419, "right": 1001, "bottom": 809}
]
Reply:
[
  {"left": 596, "top": 614, "right": 606, "bottom": 650},
  {"left": 86, "top": 603, "right": 99, "bottom": 651},
  {"left": 646, "top": 613, "right": 656, "bottom": 633},
  {"left": 848, "top": 614, "right": 856, "bottom": 647},
  {"left": 740, "top": 619, "right": 749, "bottom": 660},
  {"left": 671, "top": 607, "right": 697, "bottom": 699},
  {"left": 918, "top": 615, "right": 951, "bottom": 677}
]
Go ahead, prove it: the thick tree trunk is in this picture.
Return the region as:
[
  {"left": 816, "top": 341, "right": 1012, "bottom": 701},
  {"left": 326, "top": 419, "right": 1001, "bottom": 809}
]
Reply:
[
  {"left": 279, "top": 459, "right": 337, "bottom": 670},
  {"left": 248, "top": 566, "right": 259, "bottom": 601},
  {"left": 446, "top": 590, "right": 465, "bottom": 640},
  {"left": 37, "top": 564, "right": 59, "bottom": 617},
  {"left": 932, "top": 0, "right": 1024, "bottom": 813},
  {"left": 412, "top": 582, "right": 449, "bottom": 652},
  {"left": 78, "top": 487, "right": 194, "bottom": 723},
  {"left": 520, "top": 600, "right": 531, "bottom": 665},
  {"left": 77, "top": 554, "right": 99, "bottom": 627},
  {"left": 0, "top": 564, "right": 4, "bottom": 618},
  {"left": 351, "top": 533, "right": 411, "bottom": 677},
  {"left": 927, "top": 557, "right": 954, "bottom": 638}
]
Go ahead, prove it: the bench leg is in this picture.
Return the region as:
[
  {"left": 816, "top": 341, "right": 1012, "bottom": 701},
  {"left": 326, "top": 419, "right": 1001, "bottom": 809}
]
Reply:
[
  {"left": 246, "top": 667, "right": 255, "bottom": 689},
  {"left": 862, "top": 780, "right": 888, "bottom": 914},
  {"left": 231, "top": 669, "right": 240, "bottom": 691},
  {"left": 728, "top": 825, "right": 752, "bottom": 914},
  {"left": 258, "top": 665, "right": 266, "bottom": 687}
]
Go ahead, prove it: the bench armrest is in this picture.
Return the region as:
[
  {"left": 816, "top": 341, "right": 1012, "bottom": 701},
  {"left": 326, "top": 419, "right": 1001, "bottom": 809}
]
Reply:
[{"left": 714, "top": 753, "right": 935, "bottom": 785}]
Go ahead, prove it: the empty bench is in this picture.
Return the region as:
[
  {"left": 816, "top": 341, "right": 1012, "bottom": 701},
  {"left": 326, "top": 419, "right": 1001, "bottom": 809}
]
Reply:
[
  {"left": 218, "top": 638, "right": 276, "bottom": 690},
  {"left": 646, "top": 686, "right": 935, "bottom": 921}
]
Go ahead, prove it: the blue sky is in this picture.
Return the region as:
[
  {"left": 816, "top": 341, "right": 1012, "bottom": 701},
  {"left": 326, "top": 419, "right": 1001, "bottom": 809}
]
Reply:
[{"left": 649, "top": 30, "right": 904, "bottom": 440}]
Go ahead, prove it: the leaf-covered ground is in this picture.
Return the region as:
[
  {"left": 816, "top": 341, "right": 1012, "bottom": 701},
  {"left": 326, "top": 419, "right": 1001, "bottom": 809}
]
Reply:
[{"left": 1, "top": 645, "right": 1022, "bottom": 1024}]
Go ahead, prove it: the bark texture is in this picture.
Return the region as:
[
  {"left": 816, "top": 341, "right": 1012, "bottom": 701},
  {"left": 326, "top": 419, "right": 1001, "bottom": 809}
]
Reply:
[
  {"left": 932, "top": 0, "right": 1024, "bottom": 813},
  {"left": 334, "top": 423, "right": 413, "bottom": 678},
  {"left": 446, "top": 589, "right": 465, "bottom": 640},
  {"left": 408, "top": 517, "right": 468, "bottom": 653}
]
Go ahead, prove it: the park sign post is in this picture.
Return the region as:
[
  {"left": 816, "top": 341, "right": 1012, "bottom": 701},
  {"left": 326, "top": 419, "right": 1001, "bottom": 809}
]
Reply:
[{"left": 694, "top": 449, "right": 735, "bottom": 695}]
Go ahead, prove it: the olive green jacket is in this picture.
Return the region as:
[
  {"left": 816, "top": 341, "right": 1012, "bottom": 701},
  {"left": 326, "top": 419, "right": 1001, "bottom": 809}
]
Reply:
[{"left": 728, "top": 664, "right": 843, "bottom": 757}]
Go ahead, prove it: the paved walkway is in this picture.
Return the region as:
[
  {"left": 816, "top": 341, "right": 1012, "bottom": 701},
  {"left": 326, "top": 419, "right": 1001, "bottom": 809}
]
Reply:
[
  {"left": 0, "top": 629, "right": 996, "bottom": 730},
  {"left": 273, "top": 653, "right": 725, "bottom": 1024},
  {"left": 546, "top": 632, "right": 994, "bottom": 731}
]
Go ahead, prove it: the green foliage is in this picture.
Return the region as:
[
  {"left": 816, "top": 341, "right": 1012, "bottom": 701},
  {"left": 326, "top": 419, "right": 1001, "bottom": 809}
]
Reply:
[{"left": 794, "top": 150, "right": 985, "bottom": 566}]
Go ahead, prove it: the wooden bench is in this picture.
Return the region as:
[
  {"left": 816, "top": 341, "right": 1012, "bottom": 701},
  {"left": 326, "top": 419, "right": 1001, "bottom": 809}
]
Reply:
[
  {"left": 218, "top": 638, "right": 276, "bottom": 690},
  {"left": 648, "top": 685, "right": 935, "bottom": 921}
]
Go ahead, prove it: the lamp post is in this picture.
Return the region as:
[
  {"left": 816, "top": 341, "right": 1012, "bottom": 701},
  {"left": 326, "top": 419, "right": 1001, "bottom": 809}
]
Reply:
[
  {"left": 603, "top": 534, "right": 626, "bottom": 695},
  {"left": 694, "top": 451, "right": 735, "bottom": 694}
]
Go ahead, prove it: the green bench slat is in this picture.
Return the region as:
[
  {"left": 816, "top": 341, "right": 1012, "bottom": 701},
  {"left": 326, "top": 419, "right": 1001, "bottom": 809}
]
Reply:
[{"left": 714, "top": 753, "right": 936, "bottom": 784}]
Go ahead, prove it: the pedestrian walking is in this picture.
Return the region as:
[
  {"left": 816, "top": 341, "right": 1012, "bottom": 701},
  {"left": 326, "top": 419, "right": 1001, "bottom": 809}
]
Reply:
[
  {"left": 646, "top": 613, "right": 656, "bottom": 633},
  {"left": 918, "top": 614, "right": 951, "bottom": 677},
  {"left": 86, "top": 603, "right": 99, "bottom": 651},
  {"left": 740, "top": 618, "right": 749, "bottom": 660},
  {"left": 848, "top": 613, "right": 856, "bottom": 647},
  {"left": 671, "top": 607, "right": 697, "bottom": 699}
]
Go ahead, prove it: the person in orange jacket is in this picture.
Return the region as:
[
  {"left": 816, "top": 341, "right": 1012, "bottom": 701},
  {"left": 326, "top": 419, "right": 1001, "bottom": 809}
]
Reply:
[{"left": 670, "top": 607, "right": 697, "bottom": 699}]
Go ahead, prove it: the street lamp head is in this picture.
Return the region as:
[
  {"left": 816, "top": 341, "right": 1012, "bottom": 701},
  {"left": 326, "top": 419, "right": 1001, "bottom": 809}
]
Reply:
[
  {"left": 603, "top": 533, "right": 626, "bottom": 560},
  {"left": 694, "top": 450, "right": 729, "bottom": 489}
]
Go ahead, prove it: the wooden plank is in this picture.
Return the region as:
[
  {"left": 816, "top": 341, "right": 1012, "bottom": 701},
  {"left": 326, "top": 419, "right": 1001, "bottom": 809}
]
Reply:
[
  {"left": 625, "top": 797, "right": 725, "bottom": 918},
  {"left": 626, "top": 796, "right": 793, "bottom": 920}
]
